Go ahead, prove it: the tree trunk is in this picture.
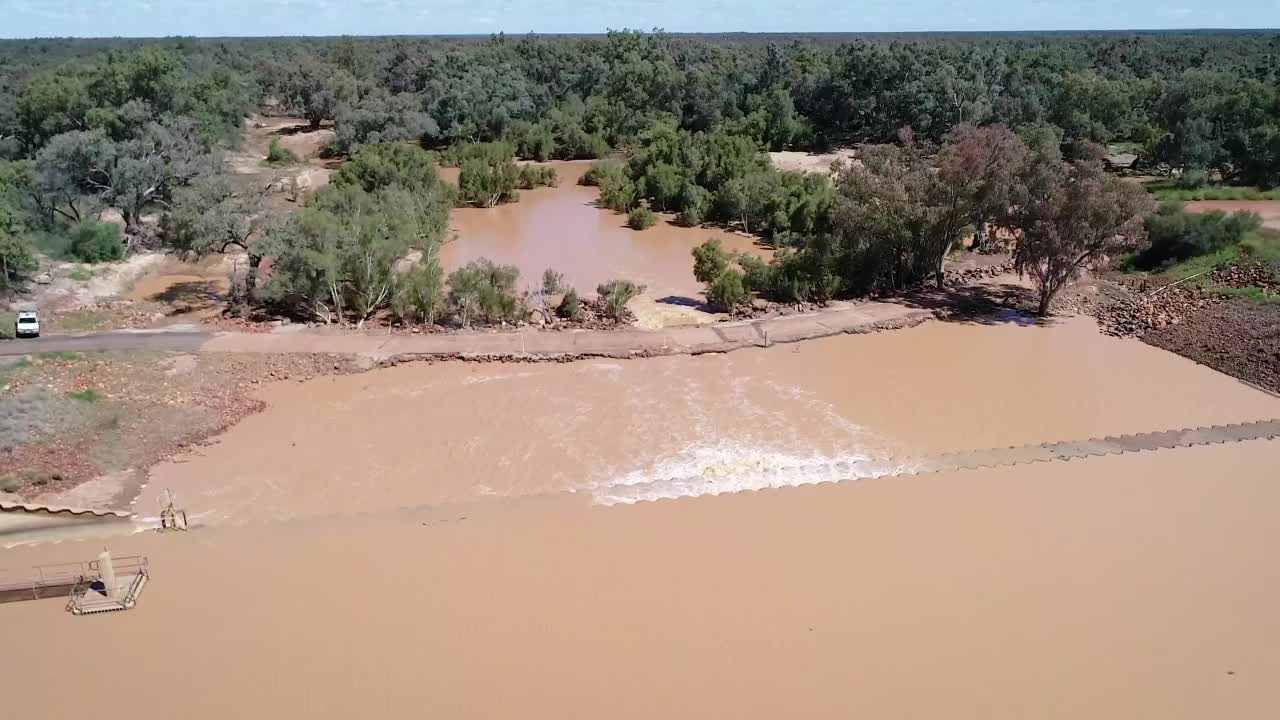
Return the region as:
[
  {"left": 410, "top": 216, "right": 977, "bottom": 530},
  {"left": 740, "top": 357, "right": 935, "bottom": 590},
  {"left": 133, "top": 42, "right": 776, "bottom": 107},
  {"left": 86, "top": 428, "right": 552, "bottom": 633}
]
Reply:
[
  {"left": 244, "top": 254, "right": 261, "bottom": 299},
  {"left": 973, "top": 219, "right": 991, "bottom": 253},
  {"left": 1037, "top": 291, "right": 1052, "bottom": 316}
]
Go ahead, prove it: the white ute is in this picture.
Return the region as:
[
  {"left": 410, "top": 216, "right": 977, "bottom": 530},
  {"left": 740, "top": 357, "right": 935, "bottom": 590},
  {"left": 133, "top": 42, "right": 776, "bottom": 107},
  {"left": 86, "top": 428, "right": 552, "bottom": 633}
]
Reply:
[{"left": 14, "top": 310, "right": 39, "bottom": 338}]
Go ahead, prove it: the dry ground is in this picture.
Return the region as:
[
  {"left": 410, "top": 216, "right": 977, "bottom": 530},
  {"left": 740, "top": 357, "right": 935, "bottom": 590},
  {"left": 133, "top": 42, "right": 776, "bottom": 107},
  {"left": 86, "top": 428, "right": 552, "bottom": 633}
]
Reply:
[{"left": 0, "top": 351, "right": 362, "bottom": 503}]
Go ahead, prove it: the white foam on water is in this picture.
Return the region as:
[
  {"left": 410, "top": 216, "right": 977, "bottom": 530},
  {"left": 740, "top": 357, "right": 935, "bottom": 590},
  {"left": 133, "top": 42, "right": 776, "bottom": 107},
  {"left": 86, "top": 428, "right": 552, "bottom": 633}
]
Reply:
[{"left": 590, "top": 441, "right": 920, "bottom": 506}]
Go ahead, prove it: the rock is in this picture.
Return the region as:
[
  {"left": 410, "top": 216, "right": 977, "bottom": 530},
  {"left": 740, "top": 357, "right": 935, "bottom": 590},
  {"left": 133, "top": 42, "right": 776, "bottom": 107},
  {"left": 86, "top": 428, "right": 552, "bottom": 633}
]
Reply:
[{"left": 35, "top": 272, "right": 53, "bottom": 285}]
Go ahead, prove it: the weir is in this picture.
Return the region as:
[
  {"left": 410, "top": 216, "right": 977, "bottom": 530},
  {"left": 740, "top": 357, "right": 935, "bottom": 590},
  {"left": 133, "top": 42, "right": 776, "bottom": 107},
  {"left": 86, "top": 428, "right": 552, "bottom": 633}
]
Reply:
[{"left": 601, "top": 418, "right": 1280, "bottom": 504}]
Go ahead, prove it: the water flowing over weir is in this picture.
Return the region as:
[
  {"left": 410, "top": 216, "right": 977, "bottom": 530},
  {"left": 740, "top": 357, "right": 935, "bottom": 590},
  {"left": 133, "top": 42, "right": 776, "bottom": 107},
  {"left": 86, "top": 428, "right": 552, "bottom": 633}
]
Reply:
[{"left": 590, "top": 419, "right": 1280, "bottom": 505}]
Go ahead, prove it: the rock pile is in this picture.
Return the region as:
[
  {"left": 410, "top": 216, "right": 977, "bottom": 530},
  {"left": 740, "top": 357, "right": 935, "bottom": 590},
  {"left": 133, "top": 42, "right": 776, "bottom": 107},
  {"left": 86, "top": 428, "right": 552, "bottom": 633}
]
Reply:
[
  {"left": 945, "top": 261, "right": 1015, "bottom": 285},
  {"left": 1096, "top": 286, "right": 1219, "bottom": 337},
  {"left": 1210, "top": 262, "right": 1278, "bottom": 291}
]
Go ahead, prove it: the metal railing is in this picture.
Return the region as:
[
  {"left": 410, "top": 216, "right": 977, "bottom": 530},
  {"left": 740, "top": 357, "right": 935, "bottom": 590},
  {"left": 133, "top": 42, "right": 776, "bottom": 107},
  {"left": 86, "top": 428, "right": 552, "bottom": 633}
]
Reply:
[{"left": 0, "top": 555, "right": 148, "bottom": 605}]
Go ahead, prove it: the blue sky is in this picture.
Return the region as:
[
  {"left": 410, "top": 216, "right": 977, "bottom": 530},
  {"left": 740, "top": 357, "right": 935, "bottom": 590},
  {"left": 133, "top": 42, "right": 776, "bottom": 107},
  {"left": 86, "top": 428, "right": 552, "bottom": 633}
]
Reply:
[{"left": 2, "top": 0, "right": 1278, "bottom": 39}]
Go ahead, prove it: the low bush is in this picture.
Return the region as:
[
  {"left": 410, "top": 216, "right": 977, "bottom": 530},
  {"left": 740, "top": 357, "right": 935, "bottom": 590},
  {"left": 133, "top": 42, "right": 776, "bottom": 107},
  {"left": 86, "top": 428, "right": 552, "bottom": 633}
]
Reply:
[
  {"left": 447, "top": 259, "right": 525, "bottom": 327},
  {"left": 517, "top": 165, "right": 559, "bottom": 189},
  {"left": 67, "top": 221, "right": 124, "bottom": 263},
  {"left": 393, "top": 260, "right": 446, "bottom": 325},
  {"left": 556, "top": 288, "right": 580, "bottom": 319},
  {"left": 1132, "top": 202, "right": 1264, "bottom": 269},
  {"left": 627, "top": 207, "right": 656, "bottom": 230},
  {"left": 707, "top": 268, "right": 749, "bottom": 311},
  {"left": 541, "top": 268, "right": 566, "bottom": 295},
  {"left": 597, "top": 279, "right": 644, "bottom": 320},
  {"left": 266, "top": 138, "right": 298, "bottom": 164},
  {"left": 578, "top": 159, "right": 622, "bottom": 187}
]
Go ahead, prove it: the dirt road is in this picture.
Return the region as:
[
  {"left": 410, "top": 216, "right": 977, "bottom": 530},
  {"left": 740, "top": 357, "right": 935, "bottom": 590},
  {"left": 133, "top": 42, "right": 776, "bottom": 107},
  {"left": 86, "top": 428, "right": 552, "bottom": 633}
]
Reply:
[
  {"left": 0, "top": 297, "right": 942, "bottom": 360},
  {"left": 1, "top": 328, "right": 210, "bottom": 355}
]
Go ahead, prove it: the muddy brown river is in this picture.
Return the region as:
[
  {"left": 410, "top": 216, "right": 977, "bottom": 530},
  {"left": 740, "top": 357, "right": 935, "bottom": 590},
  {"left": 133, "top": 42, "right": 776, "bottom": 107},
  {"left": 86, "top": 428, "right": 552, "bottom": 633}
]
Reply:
[
  {"left": 439, "top": 161, "right": 767, "bottom": 298},
  {"left": 137, "top": 316, "right": 1280, "bottom": 524}
]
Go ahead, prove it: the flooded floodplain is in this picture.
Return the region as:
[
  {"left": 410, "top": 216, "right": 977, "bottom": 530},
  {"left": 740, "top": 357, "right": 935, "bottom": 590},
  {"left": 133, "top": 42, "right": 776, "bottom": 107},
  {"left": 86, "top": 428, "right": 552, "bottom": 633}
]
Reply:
[{"left": 439, "top": 161, "right": 768, "bottom": 299}]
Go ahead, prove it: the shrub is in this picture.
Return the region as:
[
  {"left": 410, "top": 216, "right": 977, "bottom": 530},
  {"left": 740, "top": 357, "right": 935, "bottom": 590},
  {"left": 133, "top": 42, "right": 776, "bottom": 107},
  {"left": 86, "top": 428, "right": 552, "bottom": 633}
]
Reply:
[
  {"left": 556, "top": 288, "right": 580, "bottom": 319},
  {"left": 517, "top": 165, "right": 559, "bottom": 190},
  {"left": 707, "top": 268, "right": 749, "bottom": 311},
  {"left": 447, "top": 258, "right": 525, "bottom": 327},
  {"left": 541, "top": 268, "right": 566, "bottom": 295},
  {"left": 677, "top": 184, "right": 711, "bottom": 227},
  {"left": 1175, "top": 168, "right": 1207, "bottom": 190},
  {"left": 735, "top": 252, "right": 773, "bottom": 293},
  {"left": 1133, "top": 202, "right": 1263, "bottom": 269},
  {"left": 627, "top": 207, "right": 656, "bottom": 230},
  {"left": 579, "top": 159, "right": 622, "bottom": 187},
  {"left": 458, "top": 156, "right": 519, "bottom": 207},
  {"left": 597, "top": 279, "right": 645, "bottom": 320},
  {"left": 692, "top": 238, "right": 730, "bottom": 283},
  {"left": 266, "top": 138, "right": 298, "bottom": 164},
  {"left": 67, "top": 221, "right": 124, "bottom": 263},
  {"left": 599, "top": 174, "right": 638, "bottom": 212},
  {"left": 393, "top": 259, "right": 446, "bottom": 325},
  {"left": 438, "top": 140, "right": 516, "bottom": 168}
]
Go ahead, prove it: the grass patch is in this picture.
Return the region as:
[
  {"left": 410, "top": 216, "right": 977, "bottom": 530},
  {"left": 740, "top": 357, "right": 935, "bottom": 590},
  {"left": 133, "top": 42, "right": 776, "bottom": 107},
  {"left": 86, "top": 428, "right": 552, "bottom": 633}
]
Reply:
[
  {"left": 50, "top": 308, "right": 113, "bottom": 332},
  {"left": 1145, "top": 179, "right": 1280, "bottom": 202},
  {"left": 38, "top": 351, "right": 84, "bottom": 361},
  {"left": 1134, "top": 228, "right": 1280, "bottom": 304},
  {"left": 1240, "top": 228, "right": 1280, "bottom": 264},
  {"left": 0, "top": 358, "right": 30, "bottom": 386},
  {"left": 28, "top": 229, "right": 76, "bottom": 260},
  {"left": 1160, "top": 246, "right": 1238, "bottom": 282},
  {"left": 1213, "top": 286, "right": 1280, "bottom": 305},
  {"left": 0, "top": 469, "right": 64, "bottom": 494},
  {"left": 67, "top": 389, "right": 99, "bottom": 402},
  {"left": 69, "top": 267, "right": 93, "bottom": 282}
]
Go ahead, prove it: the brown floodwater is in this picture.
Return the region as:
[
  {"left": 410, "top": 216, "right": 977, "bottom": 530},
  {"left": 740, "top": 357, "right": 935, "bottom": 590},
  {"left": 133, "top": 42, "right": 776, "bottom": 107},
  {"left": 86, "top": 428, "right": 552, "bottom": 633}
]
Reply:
[
  {"left": 438, "top": 161, "right": 768, "bottom": 298},
  {"left": 1183, "top": 200, "right": 1280, "bottom": 229},
  {"left": 137, "top": 316, "right": 1280, "bottom": 525}
]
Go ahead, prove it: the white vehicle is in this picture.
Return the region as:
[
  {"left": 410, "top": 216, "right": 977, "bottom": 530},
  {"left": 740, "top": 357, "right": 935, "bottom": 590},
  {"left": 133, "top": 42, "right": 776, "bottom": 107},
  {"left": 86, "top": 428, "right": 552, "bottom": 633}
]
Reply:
[{"left": 14, "top": 310, "right": 39, "bottom": 338}]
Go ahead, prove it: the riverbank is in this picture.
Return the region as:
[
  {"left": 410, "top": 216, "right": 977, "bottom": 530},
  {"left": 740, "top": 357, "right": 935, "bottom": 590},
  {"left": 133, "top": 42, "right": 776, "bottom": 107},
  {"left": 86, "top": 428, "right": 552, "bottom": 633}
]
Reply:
[{"left": 4, "top": 437, "right": 1279, "bottom": 719}]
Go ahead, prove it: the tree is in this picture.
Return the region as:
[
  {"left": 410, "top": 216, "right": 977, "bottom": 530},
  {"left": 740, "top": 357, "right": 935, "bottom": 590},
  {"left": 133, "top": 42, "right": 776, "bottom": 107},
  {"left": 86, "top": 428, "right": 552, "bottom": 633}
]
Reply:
[
  {"left": 36, "top": 121, "right": 210, "bottom": 240},
  {"left": 265, "top": 186, "right": 423, "bottom": 326},
  {"left": 160, "top": 175, "right": 269, "bottom": 298},
  {"left": 281, "top": 64, "right": 355, "bottom": 130},
  {"left": 334, "top": 91, "right": 439, "bottom": 153},
  {"left": 0, "top": 202, "right": 35, "bottom": 294},
  {"left": 1011, "top": 156, "right": 1155, "bottom": 315},
  {"left": 938, "top": 124, "right": 1027, "bottom": 253}
]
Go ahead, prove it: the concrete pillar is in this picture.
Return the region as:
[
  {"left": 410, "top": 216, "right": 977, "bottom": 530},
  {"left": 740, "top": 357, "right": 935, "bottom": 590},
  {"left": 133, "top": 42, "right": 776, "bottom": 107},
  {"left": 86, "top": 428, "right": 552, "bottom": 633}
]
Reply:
[{"left": 98, "top": 549, "right": 117, "bottom": 599}]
